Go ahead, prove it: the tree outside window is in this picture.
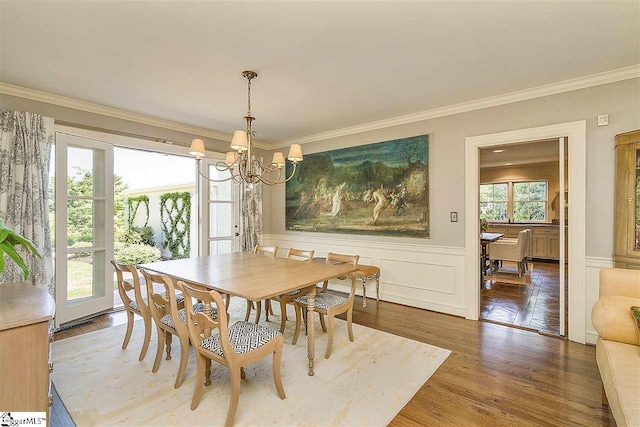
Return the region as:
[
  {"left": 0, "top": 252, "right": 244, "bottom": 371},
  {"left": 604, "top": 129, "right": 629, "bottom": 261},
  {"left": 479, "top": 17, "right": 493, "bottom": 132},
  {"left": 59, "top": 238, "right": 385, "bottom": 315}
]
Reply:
[
  {"left": 513, "top": 181, "right": 547, "bottom": 222},
  {"left": 480, "top": 183, "right": 508, "bottom": 221}
]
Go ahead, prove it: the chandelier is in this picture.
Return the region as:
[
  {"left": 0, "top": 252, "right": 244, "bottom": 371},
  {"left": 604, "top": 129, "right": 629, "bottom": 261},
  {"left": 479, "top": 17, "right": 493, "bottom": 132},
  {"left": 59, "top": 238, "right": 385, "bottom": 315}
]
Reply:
[{"left": 189, "top": 70, "right": 303, "bottom": 186}]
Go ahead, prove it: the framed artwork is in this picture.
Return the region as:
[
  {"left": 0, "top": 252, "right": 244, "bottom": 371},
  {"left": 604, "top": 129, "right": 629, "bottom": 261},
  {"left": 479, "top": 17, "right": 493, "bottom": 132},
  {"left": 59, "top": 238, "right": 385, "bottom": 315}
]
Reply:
[{"left": 285, "top": 134, "right": 429, "bottom": 238}]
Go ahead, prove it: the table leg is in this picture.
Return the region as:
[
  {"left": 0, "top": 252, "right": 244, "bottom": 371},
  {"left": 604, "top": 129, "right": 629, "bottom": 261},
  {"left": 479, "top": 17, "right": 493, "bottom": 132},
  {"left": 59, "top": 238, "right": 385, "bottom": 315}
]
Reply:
[
  {"left": 375, "top": 272, "right": 380, "bottom": 302},
  {"left": 306, "top": 287, "right": 316, "bottom": 376},
  {"left": 362, "top": 277, "right": 367, "bottom": 308},
  {"left": 480, "top": 243, "right": 487, "bottom": 289}
]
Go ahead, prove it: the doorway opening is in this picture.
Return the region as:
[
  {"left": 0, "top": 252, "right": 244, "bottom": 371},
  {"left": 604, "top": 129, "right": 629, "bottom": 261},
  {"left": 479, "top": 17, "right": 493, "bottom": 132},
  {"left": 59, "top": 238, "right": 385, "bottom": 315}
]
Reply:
[
  {"left": 478, "top": 139, "right": 568, "bottom": 336},
  {"left": 464, "top": 121, "right": 586, "bottom": 344}
]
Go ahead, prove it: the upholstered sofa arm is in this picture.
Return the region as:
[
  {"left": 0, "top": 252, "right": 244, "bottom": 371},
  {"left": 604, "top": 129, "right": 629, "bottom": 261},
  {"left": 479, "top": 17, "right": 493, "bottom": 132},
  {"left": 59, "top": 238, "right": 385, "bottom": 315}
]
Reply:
[{"left": 591, "top": 268, "right": 640, "bottom": 346}]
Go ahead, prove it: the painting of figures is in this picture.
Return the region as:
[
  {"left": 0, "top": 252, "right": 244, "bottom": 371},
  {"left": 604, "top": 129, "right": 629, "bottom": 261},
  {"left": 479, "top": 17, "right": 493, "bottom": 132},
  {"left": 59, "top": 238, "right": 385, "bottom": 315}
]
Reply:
[{"left": 285, "top": 135, "right": 429, "bottom": 238}]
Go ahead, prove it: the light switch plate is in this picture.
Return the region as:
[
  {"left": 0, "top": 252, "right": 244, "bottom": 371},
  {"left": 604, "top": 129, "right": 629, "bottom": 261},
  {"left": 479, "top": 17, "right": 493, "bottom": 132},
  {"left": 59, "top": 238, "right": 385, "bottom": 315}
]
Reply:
[
  {"left": 597, "top": 114, "right": 609, "bottom": 127},
  {"left": 450, "top": 212, "right": 458, "bottom": 222}
]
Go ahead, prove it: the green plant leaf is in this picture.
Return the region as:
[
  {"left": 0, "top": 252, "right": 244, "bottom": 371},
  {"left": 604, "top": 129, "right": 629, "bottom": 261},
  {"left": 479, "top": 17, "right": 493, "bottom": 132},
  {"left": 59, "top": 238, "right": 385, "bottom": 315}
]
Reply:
[
  {"left": 0, "top": 247, "right": 5, "bottom": 273},
  {"left": 5, "top": 232, "right": 39, "bottom": 257},
  {"left": 2, "top": 243, "right": 29, "bottom": 280}
]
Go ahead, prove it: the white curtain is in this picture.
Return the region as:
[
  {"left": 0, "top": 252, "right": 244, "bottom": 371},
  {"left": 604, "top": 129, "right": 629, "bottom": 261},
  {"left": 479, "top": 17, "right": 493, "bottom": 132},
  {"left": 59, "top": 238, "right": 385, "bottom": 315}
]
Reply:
[
  {"left": 0, "top": 110, "right": 54, "bottom": 294},
  {"left": 239, "top": 177, "right": 263, "bottom": 253}
]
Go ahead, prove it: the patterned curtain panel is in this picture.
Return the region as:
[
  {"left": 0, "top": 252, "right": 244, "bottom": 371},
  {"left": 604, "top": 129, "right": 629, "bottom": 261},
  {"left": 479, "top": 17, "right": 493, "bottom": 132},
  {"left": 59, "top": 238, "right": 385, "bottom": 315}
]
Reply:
[
  {"left": 239, "top": 177, "right": 263, "bottom": 253},
  {"left": 0, "top": 110, "right": 54, "bottom": 294}
]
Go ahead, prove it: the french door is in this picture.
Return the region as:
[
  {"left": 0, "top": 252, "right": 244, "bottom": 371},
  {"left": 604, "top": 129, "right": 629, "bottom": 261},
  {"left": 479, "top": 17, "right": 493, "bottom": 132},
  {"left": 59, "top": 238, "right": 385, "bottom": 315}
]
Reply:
[
  {"left": 199, "top": 158, "right": 238, "bottom": 255},
  {"left": 54, "top": 132, "right": 114, "bottom": 326}
]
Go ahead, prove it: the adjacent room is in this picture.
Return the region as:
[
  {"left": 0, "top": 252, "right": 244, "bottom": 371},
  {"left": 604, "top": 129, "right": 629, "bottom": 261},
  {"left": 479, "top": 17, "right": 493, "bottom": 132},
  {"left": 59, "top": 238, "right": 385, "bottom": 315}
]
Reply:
[{"left": 0, "top": 1, "right": 639, "bottom": 427}]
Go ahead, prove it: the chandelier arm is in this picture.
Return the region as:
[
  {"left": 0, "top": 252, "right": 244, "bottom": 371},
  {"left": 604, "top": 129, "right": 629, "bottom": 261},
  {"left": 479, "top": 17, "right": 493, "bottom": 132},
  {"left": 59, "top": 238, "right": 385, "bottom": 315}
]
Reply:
[
  {"left": 259, "top": 162, "right": 299, "bottom": 185},
  {"left": 256, "top": 167, "right": 283, "bottom": 186},
  {"left": 197, "top": 162, "right": 236, "bottom": 182}
]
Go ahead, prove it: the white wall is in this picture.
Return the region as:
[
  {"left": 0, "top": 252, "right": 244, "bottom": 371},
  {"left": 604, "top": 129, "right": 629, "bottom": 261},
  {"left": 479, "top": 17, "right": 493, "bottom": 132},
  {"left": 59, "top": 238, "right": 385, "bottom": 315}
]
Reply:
[{"left": 264, "top": 79, "right": 640, "bottom": 325}]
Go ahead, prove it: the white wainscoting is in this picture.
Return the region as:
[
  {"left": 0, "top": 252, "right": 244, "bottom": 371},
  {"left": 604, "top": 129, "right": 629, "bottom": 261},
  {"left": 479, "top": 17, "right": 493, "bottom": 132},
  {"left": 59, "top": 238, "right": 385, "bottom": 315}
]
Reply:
[
  {"left": 263, "top": 234, "right": 467, "bottom": 317},
  {"left": 584, "top": 256, "right": 614, "bottom": 345}
]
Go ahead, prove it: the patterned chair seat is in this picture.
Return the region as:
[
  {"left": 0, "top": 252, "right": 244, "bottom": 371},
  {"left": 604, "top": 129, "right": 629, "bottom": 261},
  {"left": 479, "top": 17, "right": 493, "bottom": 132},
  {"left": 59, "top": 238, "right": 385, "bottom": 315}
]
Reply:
[
  {"left": 128, "top": 299, "right": 147, "bottom": 312},
  {"left": 273, "top": 289, "right": 301, "bottom": 300},
  {"left": 201, "top": 321, "right": 281, "bottom": 356},
  {"left": 159, "top": 302, "right": 217, "bottom": 329},
  {"left": 294, "top": 293, "right": 347, "bottom": 311}
]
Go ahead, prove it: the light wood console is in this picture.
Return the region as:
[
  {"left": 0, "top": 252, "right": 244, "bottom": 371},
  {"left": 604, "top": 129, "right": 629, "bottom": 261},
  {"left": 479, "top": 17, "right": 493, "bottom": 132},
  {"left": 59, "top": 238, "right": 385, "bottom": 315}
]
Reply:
[{"left": 0, "top": 284, "right": 55, "bottom": 420}]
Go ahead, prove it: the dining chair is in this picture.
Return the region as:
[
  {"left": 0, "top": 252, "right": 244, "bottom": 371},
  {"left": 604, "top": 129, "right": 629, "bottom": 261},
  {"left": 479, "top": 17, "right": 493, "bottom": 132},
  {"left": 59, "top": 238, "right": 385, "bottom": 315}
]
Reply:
[
  {"left": 292, "top": 252, "right": 359, "bottom": 358},
  {"left": 111, "top": 260, "right": 152, "bottom": 361},
  {"left": 141, "top": 269, "right": 215, "bottom": 389},
  {"left": 180, "top": 282, "right": 285, "bottom": 427},
  {"left": 268, "top": 248, "right": 315, "bottom": 333},
  {"left": 498, "top": 228, "right": 532, "bottom": 272},
  {"left": 488, "top": 229, "right": 529, "bottom": 277},
  {"left": 244, "top": 244, "right": 278, "bottom": 323}
]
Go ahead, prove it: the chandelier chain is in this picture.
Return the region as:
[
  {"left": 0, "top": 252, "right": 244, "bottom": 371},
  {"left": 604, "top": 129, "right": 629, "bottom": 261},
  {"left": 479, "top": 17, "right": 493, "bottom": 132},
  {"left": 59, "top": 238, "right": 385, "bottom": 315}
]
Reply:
[{"left": 247, "top": 77, "right": 252, "bottom": 116}]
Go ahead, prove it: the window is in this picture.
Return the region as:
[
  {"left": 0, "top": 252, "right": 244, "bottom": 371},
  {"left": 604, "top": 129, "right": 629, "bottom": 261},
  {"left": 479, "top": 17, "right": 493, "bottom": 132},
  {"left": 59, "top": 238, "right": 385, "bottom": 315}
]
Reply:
[
  {"left": 480, "top": 183, "right": 508, "bottom": 221},
  {"left": 513, "top": 181, "right": 547, "bottom": 222},
  {"left": 480, "top": 180, "right": 548, "bottom": 223}
]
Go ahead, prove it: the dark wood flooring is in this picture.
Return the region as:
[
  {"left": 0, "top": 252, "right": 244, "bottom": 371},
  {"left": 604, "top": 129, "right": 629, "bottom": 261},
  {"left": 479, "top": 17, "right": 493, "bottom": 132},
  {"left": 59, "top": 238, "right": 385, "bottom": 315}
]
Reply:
[
  {"left": 481, "top": 260, "right": 567, "bottom": 335},
  {"left": 52, "top": 296, "right": 614, "bottom": 427}
]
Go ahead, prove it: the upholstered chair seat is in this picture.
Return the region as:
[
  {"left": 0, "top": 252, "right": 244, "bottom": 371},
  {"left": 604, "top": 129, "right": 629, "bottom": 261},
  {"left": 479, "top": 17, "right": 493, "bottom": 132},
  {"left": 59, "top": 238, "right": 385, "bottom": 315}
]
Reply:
[
  {"left": 160, "top": 303, "right": 218, "bottom": 329},
  {"left": 294, "top": 293, "right": 346, "bottom": 311},
  {"left": 201, "top": 321, "right": 281, "bottom": 356}
]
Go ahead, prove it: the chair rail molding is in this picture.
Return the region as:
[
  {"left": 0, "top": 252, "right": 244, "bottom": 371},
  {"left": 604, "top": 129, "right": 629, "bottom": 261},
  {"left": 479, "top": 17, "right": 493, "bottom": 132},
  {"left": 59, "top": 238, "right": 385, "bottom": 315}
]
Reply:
[
  {"left": 263, "top": 234, "right": 467, "bottom": 317},
  {"left": 465, "top": 121, "right": 587, "bottom": 344}
]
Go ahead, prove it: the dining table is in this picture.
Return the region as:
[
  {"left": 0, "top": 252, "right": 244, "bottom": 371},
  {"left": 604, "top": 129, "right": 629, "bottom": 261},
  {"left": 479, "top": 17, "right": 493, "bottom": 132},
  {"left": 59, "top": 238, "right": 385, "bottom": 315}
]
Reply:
[
  {"left": 480, "top": 232, "right": 504, "bottom": 287},
  {"left": 139, "top": 252, "right": 358, "bottom": 376}
]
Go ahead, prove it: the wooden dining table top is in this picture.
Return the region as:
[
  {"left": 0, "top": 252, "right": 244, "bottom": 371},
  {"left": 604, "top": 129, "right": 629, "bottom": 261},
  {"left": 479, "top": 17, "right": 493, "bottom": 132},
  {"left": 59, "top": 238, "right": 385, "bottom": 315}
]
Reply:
[{"left": 139, "top": 252, "right": 358, "bottom": 301}]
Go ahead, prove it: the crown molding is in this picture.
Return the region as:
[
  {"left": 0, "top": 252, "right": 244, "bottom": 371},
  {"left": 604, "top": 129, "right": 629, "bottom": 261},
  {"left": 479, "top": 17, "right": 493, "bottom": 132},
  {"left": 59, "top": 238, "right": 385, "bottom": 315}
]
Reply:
[
  {"left": 270, "top": 64, "right": 640, "bottom": 149},
  {"left": 0, "top": 82, "right": 244, "bottom": 145},
  {"left": 3, "top": 64, "right": 638, "bottom": 151}
]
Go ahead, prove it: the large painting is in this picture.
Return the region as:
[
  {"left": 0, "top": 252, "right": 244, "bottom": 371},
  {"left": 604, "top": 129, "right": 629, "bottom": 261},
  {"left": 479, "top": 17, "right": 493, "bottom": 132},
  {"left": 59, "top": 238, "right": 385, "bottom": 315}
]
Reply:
[{"left": 285, "top": 135, "right": 429, "bottom": 238}]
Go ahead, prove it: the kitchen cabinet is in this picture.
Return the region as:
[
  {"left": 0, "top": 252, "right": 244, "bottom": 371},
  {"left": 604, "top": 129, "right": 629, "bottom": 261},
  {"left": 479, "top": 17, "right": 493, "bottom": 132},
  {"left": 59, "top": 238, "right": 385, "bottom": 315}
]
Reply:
[{"left": 487, "top": 224, "right": 565, "bottom": 260}]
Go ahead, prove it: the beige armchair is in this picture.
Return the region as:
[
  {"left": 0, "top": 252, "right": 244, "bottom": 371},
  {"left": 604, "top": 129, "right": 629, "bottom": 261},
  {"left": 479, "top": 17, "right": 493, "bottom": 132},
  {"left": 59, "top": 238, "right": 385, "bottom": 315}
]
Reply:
[{"left": 488, "top": 229, "right": 529, "bottom": 277}]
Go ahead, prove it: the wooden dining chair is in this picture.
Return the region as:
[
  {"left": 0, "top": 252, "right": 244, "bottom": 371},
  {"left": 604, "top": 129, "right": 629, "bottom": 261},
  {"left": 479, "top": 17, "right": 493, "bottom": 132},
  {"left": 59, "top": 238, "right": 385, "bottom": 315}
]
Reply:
[
  {"left": 111, "top": 260, "right": 152, "bottom": 361},
  {"left": 180, "top": 282, "right": 285, "bottom": 427},
  {"left": 268, "top": 248, "right": 315, "bottom": 333},
  {"left": 292, "top": 252, "right": 359, "bottom": 358},
  {"left": 244, "top": 244, "right": 278, "bottom": 323},
  {"left": 141, "top": 269, "right": 215, "bottom": 389}
]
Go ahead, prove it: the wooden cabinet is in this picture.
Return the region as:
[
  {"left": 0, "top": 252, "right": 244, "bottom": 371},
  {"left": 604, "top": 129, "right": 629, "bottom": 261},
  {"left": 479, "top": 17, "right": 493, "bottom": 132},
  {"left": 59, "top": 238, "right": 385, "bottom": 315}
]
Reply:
[
  {"left": 0, "top": 284, "right": 55, "bottom": 420},
  {"left": 614, "top": 130, "right": 640, "bottom": 269},
  {"left": 531, "top": 226, "right": 567, "bottom": 260}
]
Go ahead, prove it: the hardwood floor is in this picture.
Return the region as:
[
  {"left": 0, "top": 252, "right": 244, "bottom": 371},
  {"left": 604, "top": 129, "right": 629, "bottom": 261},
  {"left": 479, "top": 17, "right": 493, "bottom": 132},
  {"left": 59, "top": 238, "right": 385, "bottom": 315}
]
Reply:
[
  {"left": 52, "top": 297, "right": 614, "bottom": 426},
  {"left": 481, "top": 260, "right": 567, "bottom": 335}
]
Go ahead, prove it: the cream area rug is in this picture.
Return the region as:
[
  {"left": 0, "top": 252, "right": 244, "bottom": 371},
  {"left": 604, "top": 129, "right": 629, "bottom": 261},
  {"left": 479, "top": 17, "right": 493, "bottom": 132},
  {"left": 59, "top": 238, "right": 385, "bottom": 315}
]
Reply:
[{"left": 52, "top": 299, "right": 451, "bottom": 426}]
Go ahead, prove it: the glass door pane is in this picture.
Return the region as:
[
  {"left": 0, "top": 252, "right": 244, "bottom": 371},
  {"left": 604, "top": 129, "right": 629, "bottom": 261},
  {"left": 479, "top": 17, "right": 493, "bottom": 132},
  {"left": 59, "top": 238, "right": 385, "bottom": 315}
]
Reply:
[
  {"left": 55, "top": 132, "right": 114, "bottom": 326},
  {"left": 200, "top": 159, "right": 238, "bottom": 255}
]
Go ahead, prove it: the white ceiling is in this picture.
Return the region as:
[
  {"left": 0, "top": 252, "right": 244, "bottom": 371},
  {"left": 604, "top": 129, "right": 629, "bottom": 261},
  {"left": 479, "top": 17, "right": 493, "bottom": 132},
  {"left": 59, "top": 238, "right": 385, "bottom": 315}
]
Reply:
[
  {"left": 1, "top": 1, "right": 638, "bottom": 144},
  {"left": 480, "top": 139, "right": 561, "bottom": 168}
]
